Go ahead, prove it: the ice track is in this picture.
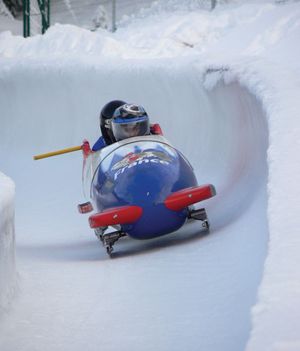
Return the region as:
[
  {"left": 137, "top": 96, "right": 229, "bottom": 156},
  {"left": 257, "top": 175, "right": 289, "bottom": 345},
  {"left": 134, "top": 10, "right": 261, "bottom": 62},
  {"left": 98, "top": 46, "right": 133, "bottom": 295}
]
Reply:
[{"left": 0, "top": 64, "right": 268, "bottom": 351}]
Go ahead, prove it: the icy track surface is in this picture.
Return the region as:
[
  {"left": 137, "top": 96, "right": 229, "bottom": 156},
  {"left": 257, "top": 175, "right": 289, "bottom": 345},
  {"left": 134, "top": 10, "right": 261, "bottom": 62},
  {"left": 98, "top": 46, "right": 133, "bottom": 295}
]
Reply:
[{"left": 0, "top": 63, "right": 268, "bottom": 351}]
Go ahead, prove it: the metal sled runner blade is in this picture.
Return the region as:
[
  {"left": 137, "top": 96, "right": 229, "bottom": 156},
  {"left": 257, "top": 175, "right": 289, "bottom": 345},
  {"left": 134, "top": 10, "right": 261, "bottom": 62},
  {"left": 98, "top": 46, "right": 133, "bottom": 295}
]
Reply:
[
  {"left": 89, "top": 205, "right": 143, "bottom": 229},
  {"left": 164, "top": 184, "right": 216, "bottom": 211}
]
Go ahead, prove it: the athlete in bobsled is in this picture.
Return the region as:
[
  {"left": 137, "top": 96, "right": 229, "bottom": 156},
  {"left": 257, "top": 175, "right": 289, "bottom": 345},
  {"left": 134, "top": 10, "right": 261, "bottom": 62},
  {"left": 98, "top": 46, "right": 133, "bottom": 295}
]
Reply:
[
  {"left": 82, "top": 100, "right": 163, "bottom": 156},
  {"left": 33, "top": 100, "right": 216, "bottom": 257},
  {"left": 78, "top": 100, "right": 216, "bottom": 256}
]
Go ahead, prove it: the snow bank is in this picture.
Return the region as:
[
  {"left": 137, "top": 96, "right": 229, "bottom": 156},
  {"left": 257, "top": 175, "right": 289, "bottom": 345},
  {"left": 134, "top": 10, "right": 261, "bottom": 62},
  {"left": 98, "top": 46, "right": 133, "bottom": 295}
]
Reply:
[
  {"left": 0, "top": 172, "right": 16, "bottom": 313},
  {"left": 242, "top": 45, "right": 300, "bottom": 351}
]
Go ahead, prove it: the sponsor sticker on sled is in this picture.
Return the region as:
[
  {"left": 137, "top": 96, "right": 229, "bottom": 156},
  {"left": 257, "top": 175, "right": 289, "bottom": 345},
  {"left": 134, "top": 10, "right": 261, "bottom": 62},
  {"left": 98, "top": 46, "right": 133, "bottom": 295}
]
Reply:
[{"left": 113, "top": 151, "right": 171, "bottom": 180}]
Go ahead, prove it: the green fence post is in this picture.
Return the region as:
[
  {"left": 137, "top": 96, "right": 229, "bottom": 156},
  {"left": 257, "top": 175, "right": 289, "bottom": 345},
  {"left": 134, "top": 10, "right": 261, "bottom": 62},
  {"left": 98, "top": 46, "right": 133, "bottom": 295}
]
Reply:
[
  {"left": 112, "top": 0, "right": 116, "bottom": 32},
  {"left": 37, "top": 0, "right": 50, "bottom": 34},
  {"left": 47, "top": 0, "right": 50, "bottom": 29},
  {"left": 23, "top": 0, "right": 30, "bottom": 37}
]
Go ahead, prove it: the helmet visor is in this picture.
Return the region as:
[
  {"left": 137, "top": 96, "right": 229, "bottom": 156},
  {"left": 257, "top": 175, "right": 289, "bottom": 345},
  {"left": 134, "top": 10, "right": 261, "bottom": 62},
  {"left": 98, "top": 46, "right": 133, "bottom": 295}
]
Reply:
[{"left": 112, "top": 118, "right": 150, "bottom": 141}]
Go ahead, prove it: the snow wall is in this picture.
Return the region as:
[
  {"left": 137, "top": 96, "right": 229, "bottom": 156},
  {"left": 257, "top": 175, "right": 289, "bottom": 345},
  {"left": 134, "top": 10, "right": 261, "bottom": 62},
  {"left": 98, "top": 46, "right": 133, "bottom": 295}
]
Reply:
[
  {"left": 0, "top": 62, "right": 268, "bottom": 350},
  {"left": 0, "top": 172, "right": 15, "bottom": 313},
  {"left": 0, "top": 62, "right": 268, "bottom": 232}
]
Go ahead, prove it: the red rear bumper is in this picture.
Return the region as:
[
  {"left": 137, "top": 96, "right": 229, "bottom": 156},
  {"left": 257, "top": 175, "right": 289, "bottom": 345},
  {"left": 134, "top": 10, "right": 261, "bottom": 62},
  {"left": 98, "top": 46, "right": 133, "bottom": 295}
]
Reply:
[
  {"left": 89, "top": 205, "right": 143, "bottom": 229},
  {"left": 164, "top": 184, "right": 216, "bottom": 211}
]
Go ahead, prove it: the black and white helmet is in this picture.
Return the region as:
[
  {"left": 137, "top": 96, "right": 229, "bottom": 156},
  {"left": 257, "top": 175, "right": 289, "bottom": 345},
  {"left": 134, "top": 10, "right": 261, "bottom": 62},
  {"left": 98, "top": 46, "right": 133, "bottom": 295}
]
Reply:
[{"left": 99, "top": 100, "right": 126, "bottom": 145}]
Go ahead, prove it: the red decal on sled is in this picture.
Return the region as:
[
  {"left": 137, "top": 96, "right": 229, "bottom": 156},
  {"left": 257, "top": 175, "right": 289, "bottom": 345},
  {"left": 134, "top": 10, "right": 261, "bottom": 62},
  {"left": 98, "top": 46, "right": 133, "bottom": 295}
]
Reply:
[
  {"left": 89, "top": 205, "right": 143, "bottom": 228},
  {"left": 164, "top": 184, "right": 216, "bottom": 211}
]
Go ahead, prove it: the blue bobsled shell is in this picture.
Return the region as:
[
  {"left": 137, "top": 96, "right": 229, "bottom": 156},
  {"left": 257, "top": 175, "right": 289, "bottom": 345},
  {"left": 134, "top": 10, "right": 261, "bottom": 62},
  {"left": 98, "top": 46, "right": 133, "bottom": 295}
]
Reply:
[{"left": 84, "top": 136, "right": 198, "bottom": 239}]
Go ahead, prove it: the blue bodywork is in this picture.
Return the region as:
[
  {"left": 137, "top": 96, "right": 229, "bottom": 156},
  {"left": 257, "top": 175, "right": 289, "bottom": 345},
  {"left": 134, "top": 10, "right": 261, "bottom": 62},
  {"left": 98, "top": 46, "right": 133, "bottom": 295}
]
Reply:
[
  {"left": 92, "top": 136, "right": 106, "bottom": 152},
  {"left": 85, "top": 136, "right": 198, "bottom": 239}
]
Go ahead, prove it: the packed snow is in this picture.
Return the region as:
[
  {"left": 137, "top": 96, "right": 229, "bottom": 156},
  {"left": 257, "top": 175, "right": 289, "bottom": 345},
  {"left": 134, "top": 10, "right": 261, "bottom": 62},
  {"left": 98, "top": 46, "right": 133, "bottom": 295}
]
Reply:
[
  {"left": 0, "top": 172, "right": 16, "bottom": 313},
  {"left": 0, "top": 1, "right": 300, "bottom": 350}
]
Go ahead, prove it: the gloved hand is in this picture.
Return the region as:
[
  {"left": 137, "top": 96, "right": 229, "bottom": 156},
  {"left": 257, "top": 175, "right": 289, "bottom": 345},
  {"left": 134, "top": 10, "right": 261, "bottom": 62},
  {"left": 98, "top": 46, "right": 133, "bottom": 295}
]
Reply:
[
  {"left": 82, "top": 139, "right": 92, "bottom": 157},
  {"left": 150, "top": 124, "right": 163, "bottom": 135}
]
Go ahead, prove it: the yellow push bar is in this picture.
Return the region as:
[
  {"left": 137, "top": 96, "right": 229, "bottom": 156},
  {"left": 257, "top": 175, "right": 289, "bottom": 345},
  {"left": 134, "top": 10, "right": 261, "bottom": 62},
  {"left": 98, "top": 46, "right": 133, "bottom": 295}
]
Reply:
[{"left": 33, "top": 145, "right": 82, "bottom": 160}]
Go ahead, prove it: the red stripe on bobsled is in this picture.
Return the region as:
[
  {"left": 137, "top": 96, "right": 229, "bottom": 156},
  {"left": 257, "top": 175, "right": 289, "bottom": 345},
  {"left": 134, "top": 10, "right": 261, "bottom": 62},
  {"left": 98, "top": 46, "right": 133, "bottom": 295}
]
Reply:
[
  {"left": 164, "top": 184, "right": 216, "bottom": 211},
  {"left": 89, "top": 206, "right": 143, "bottom": 229}
]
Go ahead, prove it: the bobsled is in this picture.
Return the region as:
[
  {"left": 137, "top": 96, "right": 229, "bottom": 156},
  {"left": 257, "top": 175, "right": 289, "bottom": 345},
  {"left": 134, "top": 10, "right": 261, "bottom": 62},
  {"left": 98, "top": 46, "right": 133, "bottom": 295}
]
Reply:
[{"left": 79, "top": 135, "right": 216, "bottom": 256}]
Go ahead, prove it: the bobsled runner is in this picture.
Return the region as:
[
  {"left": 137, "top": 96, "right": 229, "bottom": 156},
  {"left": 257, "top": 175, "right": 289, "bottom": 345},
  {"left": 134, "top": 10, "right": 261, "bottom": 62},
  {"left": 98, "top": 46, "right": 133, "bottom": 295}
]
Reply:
[
  {"left": 34, "top": 135, "right": 216, "bottom": 257},
  {"left": 79, "top": 135, "right": 216, "bottom": 256}
]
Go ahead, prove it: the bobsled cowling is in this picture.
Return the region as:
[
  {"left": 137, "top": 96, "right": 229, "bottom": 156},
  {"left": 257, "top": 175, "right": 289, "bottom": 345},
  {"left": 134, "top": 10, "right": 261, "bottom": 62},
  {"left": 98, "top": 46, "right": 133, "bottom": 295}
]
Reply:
[{"left": 83, "top": 135, "right": 215, "bottom": 239}]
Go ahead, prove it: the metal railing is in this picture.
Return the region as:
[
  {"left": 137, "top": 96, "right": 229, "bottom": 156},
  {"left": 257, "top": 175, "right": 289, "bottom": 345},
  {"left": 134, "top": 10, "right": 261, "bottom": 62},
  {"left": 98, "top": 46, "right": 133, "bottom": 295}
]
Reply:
[
  {"left": 21, "top": 0, "right": 218, "bottom": 37},
  {"left": 23, "top": 0, "right": 50, "bottom": 37}
]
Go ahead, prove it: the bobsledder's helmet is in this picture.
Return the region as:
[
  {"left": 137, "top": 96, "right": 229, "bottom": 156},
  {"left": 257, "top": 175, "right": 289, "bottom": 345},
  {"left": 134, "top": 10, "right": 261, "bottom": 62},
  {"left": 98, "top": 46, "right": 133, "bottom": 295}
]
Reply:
[
  {"left": 100, "top": 100, "right": 127, "bottom": 145},
  {"left": 111, "top": 104, "right": 150, "bottom": 141}
]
